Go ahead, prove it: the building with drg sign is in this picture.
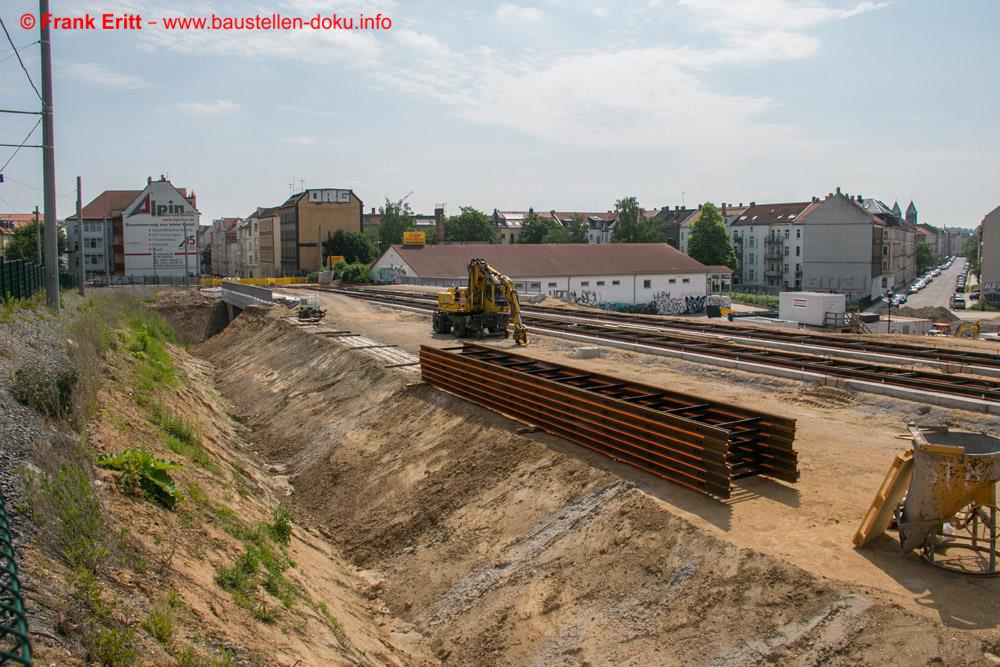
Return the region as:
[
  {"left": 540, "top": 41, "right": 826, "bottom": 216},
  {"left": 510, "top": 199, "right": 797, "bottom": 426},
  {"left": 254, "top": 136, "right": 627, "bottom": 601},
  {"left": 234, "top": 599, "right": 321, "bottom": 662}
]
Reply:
[
  {"left": 121, "top": 178, "right": 201, "bottom": 279},
  {"left": 272, "top": 188, "right": 363, "bottom": 276}
]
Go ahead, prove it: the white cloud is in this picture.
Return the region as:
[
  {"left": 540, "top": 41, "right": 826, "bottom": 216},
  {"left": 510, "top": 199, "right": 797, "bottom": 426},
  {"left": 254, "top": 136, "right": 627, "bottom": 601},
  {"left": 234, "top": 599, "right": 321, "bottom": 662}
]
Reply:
[
  {"left": 174, "top": 100, "right": 240, "bottom": 115},
  {"left": 274, "top": 103, "right": 341, "bottom": 118},
  {"left": 496, "top": 4, "right": 543, "bottom": 22},
  {"left": 392, "top": 29, "right": 451, "bottom": 58},
  {"left": 63, "top": 63, "right": 148, "bottom": 89},
  {"left": 283, "top": 136, "right": 317, "bottom": 145}
]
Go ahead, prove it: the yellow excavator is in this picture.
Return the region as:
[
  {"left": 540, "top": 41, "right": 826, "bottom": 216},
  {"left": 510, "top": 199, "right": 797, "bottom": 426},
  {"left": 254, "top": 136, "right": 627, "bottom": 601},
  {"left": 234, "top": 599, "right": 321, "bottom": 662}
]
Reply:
[{"left": 433, "top": 258, "right": 528, "bottom": 345}]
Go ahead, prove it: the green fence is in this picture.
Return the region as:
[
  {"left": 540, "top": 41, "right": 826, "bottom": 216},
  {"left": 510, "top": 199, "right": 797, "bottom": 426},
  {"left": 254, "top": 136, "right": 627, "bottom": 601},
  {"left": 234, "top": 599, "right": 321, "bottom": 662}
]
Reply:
[
  {"left": 0, "top": 259, "right": 44, "bottom": 301},
  {"left": 0, "top": 258, "right": 78, "bottom": 300},
  {"left": 0, "top": 494, "right": 30, "bottom": 665}
]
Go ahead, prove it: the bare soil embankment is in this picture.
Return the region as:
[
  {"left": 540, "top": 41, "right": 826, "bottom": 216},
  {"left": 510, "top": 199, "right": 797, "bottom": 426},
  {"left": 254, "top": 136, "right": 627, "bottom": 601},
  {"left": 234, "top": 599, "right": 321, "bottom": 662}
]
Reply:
[{"left": 198, "top": 308, "right": 997, "bottom": 665}]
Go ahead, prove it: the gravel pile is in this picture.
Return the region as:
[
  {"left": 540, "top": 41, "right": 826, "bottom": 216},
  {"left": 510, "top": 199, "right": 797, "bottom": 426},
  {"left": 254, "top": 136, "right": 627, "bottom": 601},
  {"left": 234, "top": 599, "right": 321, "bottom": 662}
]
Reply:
[{"left": 0, "top": 306, "right": 73, "bottom": 541}]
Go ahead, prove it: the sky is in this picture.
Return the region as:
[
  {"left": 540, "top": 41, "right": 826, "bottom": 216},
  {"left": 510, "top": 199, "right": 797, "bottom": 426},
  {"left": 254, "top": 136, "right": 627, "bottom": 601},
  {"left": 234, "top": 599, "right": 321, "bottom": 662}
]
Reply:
[{"left": 0, "top": 0, "right": 997, "bottom": 228}]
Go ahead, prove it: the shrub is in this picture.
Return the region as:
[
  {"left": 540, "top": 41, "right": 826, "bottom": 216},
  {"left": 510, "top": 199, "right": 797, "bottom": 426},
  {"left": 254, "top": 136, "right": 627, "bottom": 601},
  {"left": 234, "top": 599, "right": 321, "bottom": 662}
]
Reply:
[
  {"left": 10, "top": 365, "right": 77, "bottom": 417},
  {"left": 142, "top": 599, "right": 175, "bottom": 645},
  {"left": 339, "top": 262, "right": 371, "bottom": 284},
  {"left": 25, "top": 459, "right": 109, "bottom": 572},
  {"left": 92, "top": 627, "right": 137, "bottom": 667},
  {"left": 268, "top": 503, "right": 292, "bottom": 546},
  {"left": 96, "top": 448, "right": 183, "bottom": 510},
  {"left": 331, "top": 260, "right": 348, "bottom": 280}
]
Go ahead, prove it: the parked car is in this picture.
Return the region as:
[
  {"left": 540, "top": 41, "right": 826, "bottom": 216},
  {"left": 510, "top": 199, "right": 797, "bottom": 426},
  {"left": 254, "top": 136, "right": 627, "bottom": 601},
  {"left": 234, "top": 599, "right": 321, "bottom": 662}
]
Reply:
[
  {"left": 952, "top": 295, "right": 966, "bottom": 310},
  {"left": 907, "top": 285, "right": 920, "bottom": 295}
]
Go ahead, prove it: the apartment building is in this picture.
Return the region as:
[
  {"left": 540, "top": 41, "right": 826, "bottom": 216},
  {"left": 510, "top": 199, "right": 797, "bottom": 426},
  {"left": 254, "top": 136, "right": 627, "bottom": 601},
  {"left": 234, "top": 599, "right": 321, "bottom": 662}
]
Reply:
[
  {"left": 274, "top": 188, "right": 363, "bottom": 275},
  {"left": 729, "top": 201, "right": 817, "bottom": 290},
  {"left": 800, "top": 190, "right": 882, "bottom": 302},
  {"left": 210, "top": 217, "right": 239, "bottom": 276},
  {"left": 859, "top": 198, "right": 915, "bottom": 291},
  {"left": 678, "top": 203, "right": 748, "bottom": 255},
  {"left": 980, "top": 205, "right": 1000, "bottom": 306}
]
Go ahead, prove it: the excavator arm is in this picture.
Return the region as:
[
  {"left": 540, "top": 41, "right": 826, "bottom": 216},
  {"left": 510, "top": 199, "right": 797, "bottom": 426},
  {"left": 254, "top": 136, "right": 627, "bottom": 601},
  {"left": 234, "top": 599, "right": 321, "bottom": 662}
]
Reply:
[{"left": 468, "top": 258, "right": 528, "bottom": 345}]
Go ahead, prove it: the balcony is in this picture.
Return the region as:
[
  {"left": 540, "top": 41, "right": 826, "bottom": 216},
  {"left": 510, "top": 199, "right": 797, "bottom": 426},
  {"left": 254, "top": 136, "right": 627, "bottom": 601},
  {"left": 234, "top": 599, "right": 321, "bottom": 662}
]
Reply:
[
  {"left": 765, "top": 236, "right": 784, "bottom": 246},
  {"left": 764, "top": 251, "right": 784, "bottom": 260},
  {"left": 764, "top": 268, "right": 783, "bottom": 277}
]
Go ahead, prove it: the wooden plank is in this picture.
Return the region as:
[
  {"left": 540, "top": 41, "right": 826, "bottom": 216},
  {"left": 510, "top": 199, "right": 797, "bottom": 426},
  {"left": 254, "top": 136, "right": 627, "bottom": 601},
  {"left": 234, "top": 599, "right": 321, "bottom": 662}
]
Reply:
[{"left": 853, "top": 450, "right": 913, "bottom": 547}]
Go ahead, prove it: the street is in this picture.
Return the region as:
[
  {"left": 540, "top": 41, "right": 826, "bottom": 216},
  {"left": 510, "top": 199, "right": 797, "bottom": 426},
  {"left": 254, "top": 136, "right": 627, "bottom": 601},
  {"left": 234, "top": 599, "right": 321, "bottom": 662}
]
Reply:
[{"left": 903, "top": 256, "right": 966, "bottom": 310}]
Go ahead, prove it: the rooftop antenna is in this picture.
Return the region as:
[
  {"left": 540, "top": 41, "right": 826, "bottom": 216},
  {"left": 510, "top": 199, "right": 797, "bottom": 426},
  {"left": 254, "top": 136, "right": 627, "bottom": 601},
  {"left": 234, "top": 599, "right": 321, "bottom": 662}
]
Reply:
[
  {"left": 288, "top": 178, "right": 296, "bottom": 196},
  {"left": 299, "top": 178, "right": 306, "bottom": 192},
  {"left": 682, "top": 191, "right": 686, "bottom": 207}
]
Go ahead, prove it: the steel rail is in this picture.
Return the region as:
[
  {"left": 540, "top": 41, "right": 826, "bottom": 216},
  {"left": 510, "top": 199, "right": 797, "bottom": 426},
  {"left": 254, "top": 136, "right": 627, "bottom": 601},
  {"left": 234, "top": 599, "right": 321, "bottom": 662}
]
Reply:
[
  {"left": 325, "top": 286, "right": 1000, "bottom": 372},
  {"left": 420, "top": 344, "right": 798, "bottom": 499},
  {"left": 320, "top": 287, "right": 1000, "bottom": 405}
]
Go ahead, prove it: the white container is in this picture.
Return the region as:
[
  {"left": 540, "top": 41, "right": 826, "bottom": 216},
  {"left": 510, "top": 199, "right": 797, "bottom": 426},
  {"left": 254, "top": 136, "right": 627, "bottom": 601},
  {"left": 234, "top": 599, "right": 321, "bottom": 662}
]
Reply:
[{"left": 778, "top": 291, "right": 846, "bottom": 327}]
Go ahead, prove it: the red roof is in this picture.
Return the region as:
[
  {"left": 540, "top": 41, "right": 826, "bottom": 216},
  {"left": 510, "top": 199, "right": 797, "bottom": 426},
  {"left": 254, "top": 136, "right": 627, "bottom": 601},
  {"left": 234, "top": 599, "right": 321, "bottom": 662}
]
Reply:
[
  {"left": 381, "top": 242, "right": 711, "bottom": 279},
  {"left": 732, "top": 202, "right": 819, "bottom": 226},
  {"left": 0, "top": 213, "right": 42, "bottom": 235},
  {"left": 66, "top": 187, "right": 195, "bottom": 221}
]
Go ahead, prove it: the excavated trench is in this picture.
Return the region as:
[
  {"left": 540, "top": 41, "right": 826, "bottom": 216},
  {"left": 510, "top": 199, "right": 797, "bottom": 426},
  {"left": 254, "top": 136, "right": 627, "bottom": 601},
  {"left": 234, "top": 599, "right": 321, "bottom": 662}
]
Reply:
[{"left": 195, "top": 307, "right": 990, "bottom": 665}]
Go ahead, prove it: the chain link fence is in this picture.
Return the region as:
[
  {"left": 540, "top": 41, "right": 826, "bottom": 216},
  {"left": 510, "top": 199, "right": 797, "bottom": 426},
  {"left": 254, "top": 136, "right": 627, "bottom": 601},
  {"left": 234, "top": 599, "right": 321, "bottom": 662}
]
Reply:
[{"left": 0, "top": 494, "right": 30, "bottom": 665}]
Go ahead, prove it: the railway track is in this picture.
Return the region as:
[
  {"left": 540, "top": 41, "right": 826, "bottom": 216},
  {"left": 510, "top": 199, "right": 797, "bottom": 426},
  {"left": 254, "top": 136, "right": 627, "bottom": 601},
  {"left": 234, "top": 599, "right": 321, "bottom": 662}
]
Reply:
[
  {"left": 308, "top": 285, "right": 1000, "bottom": 412},
  {"left": 314, "top": 285, "right": 1000, "bottom": 375}
]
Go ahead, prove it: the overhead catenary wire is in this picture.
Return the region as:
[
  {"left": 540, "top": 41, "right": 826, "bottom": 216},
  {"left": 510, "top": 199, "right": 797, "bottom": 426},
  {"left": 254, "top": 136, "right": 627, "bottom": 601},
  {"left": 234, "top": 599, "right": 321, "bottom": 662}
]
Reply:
[
  {"left": 0, "top": 17, "right": 42, "bottom": 102},
  {"left": 0, "top": 117, "right": 42, "bottom": 173}
]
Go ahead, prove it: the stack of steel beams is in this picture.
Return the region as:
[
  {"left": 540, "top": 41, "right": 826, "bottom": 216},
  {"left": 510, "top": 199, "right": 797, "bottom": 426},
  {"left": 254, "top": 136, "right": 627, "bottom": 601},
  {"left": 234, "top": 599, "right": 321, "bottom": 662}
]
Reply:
[{"left": 419, "top": 343, "right": 798, "bottom": 499}]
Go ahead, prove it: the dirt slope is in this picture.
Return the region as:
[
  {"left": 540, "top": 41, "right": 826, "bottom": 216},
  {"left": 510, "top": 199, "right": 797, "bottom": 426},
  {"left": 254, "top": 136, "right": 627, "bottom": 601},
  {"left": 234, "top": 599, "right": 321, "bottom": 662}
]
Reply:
[{"left": 198, "top": 309, "right": 997, "bottom": 665}]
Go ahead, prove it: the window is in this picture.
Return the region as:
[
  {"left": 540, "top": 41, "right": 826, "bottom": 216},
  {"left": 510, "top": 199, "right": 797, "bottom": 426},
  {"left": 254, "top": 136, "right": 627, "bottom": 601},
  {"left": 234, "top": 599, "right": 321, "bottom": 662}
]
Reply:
[
  {"left": 784, "top": 264, "right": 789, "bottom": 273},
  {"left": 596, "top": 280, "right": 605, "bottom": 286},
  {"left": 796, "top": 229, "right": 801, "bottom": 239},
  {"left": 581, "top": 281, "right": 589, "bottom": 287},
  {"left": 784, "top": 229, "right": 790, "bottom": 239},
  {"left": 749, "top": 253, "right": 755, "bottom": 264},
  {"left": 548, "top": 282, "right": 557, "bottom": 288},
  {"left": 784, "top": 246, "right": 789, "bottom": 256},
  {"left": 795, "top": 246, "right": 800, "bottom": 256},
  {"left": 643, "top": 279, "right": 651, "bottom": 289},
  {"left": 669, "top": 278, "right": 676, "bottom": 284},
  {"left": 682, "top": 278, "right": 690, "bottom": 283},
  {"left": 612, "top": 280, "right": 620, "bottom": 286}
]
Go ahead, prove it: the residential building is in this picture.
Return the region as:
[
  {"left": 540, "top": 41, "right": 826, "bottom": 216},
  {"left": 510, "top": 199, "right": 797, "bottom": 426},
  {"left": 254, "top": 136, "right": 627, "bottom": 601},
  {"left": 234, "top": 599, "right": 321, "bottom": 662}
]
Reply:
[
  {"left": 66, "top": 178, "right": 197, "bottom": 280},
  {"left": 800, "top": 189, "right": 882, "bottom": 302},
  {"left": 729, "top": 201, "right": 818, "bottom": 291},
  {"left": 980, "top": 205, "right": 1000, "bottom": 305},
  {"left": 858, "top": 198, "right": 915, "bottom": 291},
  {"left": 650, "top": 206, "right": 698, "bottom": 249},
  {"left": 210, "top": 218, "right": 239, "bottom": 276},
  {"left": 370, "top": 242, "right": 715, "bottom": 313},
  {"left": 254, "top": 208, "right": 280, "bottom": 278},
  {"left": 119, "top": 178, "right": 200, "bottom": 279},
  {"left": 492, "top": 210, "right": 526, "bottom": 244},
  {"left": 546, "top": 211, "right": 618, "bottom": 244},
  {"left": 905, "top": 201, "right": 918, "bottom": 225},
  {"left": 0, "top": 212, "right": 42, "bottom": 259},
  {"left": 273, "top": 188, "right": 363, "bottom": 276},
  {"left": 236, "top": 217, "right": 258, "bottom": 278}
]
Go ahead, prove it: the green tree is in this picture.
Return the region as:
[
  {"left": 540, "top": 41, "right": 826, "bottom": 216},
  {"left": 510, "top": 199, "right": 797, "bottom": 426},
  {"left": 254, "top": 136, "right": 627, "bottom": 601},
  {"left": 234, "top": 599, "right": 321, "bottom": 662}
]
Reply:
[
  {"left": 915, "top": 239, "right": 936, "bottom": 274},
  {"left": 542, "top": 225, "right": 570, "bottom": 243},
  {"left": 963, "top": 234, "right": 980, "bottom": 265},
  {"left": 565, "top": 215, "right": 588, "bottom": 243},
  {"left": 323, "top": 230, "right": 377, "bottom": 265},
  {"left": 200, "top": 246, "right": 211, "bottom": 274},
  {"left": 518, "top": 211, "right": 554, "bottom": 244},
  {"left": 2, "top": 222, "right": 67, "bottom": 267},
  {"left": 444, "top": 207, "right": 494, "bottom": 243},
  {"left": 377, "top": 198, "right": 415, "bottom": 251},
  {"left": 611, "top": 197, "right": 663, "bottom": 243},
  {"left": 687, "top": 203, "right": 737, "bottom": 269}
]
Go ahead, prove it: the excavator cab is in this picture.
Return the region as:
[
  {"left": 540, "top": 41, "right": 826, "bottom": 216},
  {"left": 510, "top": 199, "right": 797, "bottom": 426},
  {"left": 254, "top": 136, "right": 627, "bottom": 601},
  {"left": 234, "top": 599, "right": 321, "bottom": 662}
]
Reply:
[{"left": 433, "top": 259, "right": 528, "bottom": 345}]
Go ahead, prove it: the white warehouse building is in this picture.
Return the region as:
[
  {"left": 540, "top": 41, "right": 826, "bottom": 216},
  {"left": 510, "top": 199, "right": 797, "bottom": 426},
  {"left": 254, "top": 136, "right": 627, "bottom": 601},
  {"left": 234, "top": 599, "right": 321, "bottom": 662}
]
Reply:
[{"left": 371, "top": 242, "right": 724, "bottom": 314}]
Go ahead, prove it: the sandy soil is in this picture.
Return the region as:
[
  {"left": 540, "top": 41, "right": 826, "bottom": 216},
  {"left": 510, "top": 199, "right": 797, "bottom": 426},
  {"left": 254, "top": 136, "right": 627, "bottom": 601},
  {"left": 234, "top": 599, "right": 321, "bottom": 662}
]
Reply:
[
  {"left": 296, "top": 290, "right": 1000, "bottom": 626},
  {"left": 196, "top": 301, "right": 999, "bottom": 665}
]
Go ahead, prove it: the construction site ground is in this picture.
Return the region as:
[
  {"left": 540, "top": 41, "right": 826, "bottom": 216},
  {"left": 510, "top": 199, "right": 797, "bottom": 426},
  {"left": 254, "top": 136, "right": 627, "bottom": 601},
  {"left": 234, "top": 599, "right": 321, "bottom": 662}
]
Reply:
[{"left": 185, "top": 287, "right": 1000, "bottom": 664}]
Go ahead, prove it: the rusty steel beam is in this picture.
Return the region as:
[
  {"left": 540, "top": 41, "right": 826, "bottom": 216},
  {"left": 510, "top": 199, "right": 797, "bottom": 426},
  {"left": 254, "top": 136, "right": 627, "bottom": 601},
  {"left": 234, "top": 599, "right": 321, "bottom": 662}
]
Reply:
[{"left": 419, "top": 344, "right": 798, "bottom": 500}]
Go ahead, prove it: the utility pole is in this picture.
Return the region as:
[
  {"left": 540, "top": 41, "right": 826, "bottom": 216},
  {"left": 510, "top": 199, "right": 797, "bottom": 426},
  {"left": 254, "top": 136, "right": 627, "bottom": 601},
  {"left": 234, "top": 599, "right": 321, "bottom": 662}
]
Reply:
[
  {"left": 40, "top": 0, "right": 59, "bottom": 310},
  {"left": 76, "top": 176, "right": 84, "bottom": 295},
  {"left": 183, "top": 219, "right": 189, "bottom": 285},
  {"left": 34, "top": 206, "right": 40, "bottom": 263}
]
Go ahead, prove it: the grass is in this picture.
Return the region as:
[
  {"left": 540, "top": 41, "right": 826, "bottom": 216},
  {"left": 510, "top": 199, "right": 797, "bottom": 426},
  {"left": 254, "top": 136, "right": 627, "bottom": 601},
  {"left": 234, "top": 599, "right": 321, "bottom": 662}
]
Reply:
[
  {"left": 10, "top": 365, "right": 77, "bottom": 418},
  {"left": 149, "top": 403, "right": 220, "bottom": 474},
  {"left": 728, "top": 291, "right": 780, "bottom": 309},
  {"left": 315, "top": 601, "right": 345, "bottom": 637},
  {"left": 0, "top": 291, "right": 44, "bottom": 323},
  {"left": 142, "top": 595, "right": 179, "bottom": 646},
  {"left": 93, "top": 627, "right": 137, "bottom": 666},
  {"left": 213, "top": 505, "right": 299, "bottom": 622},
  {"left": 176, "top": 647, "right": 236, "bottom": 667}
]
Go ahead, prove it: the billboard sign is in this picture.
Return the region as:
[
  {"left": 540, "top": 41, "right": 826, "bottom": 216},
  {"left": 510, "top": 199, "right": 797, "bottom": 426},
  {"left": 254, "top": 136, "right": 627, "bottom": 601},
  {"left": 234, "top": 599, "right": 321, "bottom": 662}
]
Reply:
[
  {"left": 403, "top": 231, "right": 426, "bottom": 246},
  {"left": 123, "top": 180, "right": 200, "bottom": 278}
]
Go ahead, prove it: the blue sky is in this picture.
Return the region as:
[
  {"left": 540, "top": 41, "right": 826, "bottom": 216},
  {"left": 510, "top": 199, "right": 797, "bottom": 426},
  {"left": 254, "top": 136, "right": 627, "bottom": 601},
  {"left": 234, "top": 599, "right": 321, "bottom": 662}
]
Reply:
[{"left": 1, "top": 0, "right": 997, "bottom": 228}]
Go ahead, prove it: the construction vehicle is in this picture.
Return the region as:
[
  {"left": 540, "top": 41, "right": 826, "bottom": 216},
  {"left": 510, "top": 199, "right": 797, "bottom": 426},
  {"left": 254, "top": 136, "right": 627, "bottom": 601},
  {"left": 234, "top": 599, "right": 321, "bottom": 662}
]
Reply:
[
  {"left": 433, "top": 258, "right": 528, "bottom": 345},
  {"left": 954, "top": 321, "right": 982, "bottom": 338},
  {"left": 297, "top": 295, "right": 327, "bottom": 323}
]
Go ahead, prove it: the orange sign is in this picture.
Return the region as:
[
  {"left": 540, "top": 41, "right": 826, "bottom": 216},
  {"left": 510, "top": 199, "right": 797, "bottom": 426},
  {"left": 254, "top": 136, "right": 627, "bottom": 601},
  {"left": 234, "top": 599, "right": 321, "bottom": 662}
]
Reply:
[{"left": 403, "top": 231, "right": 426, "bottom": 246}]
